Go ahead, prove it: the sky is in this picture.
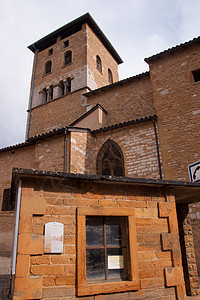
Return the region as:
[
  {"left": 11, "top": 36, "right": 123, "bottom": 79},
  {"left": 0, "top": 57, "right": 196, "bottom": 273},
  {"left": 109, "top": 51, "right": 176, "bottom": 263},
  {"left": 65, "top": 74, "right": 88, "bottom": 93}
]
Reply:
[{"left": 1, "top": 0, "right": 200, "bottom": 148}]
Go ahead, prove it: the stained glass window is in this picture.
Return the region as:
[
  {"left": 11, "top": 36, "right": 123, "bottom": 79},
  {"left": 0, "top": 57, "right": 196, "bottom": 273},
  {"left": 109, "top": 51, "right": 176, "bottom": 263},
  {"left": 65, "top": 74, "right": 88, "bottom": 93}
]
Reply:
[{"left": 97, "top": 140, "right": 124, "bottom": 176}]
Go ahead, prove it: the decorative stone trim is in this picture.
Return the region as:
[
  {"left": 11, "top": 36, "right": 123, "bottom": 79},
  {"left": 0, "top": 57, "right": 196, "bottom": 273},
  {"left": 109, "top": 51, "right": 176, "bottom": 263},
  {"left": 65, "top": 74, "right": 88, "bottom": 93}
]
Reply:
[{"left": 158, "top": 199, "right": 186, "bottom": 299}]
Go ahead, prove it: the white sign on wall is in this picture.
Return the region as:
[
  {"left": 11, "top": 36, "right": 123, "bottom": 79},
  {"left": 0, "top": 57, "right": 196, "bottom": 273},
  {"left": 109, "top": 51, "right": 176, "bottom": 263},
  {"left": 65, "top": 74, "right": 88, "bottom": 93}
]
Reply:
[
  {"left": 108, "top": 255, "right": 124, "bottom": 269},
  {"left": 188, "top": 160, "right": 200, "bottom": 183},
  {"left": 44, "top": 222, "right": 64, "bottom": 253}
]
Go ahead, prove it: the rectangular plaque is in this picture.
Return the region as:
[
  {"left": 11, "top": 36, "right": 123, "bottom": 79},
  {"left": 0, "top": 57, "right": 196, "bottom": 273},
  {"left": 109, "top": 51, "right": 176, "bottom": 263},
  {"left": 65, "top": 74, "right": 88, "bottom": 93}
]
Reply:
[
  {"left": 44, "top": 222, "right": 64, "bottom": 253},
  {"left": 108, "top": 255, "right": 124, "bottom": 269}
]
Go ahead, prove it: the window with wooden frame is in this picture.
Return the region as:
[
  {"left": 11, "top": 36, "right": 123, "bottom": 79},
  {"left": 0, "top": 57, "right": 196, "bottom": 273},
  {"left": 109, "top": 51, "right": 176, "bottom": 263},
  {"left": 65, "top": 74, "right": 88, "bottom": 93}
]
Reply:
[
  {"left": 97, "top": 139, "right": 125, "bottom": 176},
  {"left": 77, "top": 207, "right": 139, "bottom": 296}
]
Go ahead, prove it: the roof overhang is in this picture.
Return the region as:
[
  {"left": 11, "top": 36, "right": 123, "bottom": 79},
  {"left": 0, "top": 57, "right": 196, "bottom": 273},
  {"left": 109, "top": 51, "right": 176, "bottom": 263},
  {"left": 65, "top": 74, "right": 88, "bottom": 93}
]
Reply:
[
  {"left": 12, "top": 168, "right": 200, "bottom": 204},
  {"left": 28, "top": 13, "right": 123, "bottom": 64}
]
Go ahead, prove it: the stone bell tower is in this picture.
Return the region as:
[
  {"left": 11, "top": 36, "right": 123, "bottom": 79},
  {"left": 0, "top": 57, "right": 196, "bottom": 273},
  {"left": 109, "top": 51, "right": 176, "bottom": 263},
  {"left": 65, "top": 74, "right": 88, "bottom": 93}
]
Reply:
[{"left": 26, "top": 13, "right": 123, "bottom": 139}]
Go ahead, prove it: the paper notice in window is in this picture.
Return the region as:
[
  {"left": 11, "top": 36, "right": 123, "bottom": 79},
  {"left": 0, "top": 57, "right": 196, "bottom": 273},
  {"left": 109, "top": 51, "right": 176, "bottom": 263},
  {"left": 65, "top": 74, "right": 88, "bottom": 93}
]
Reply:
[{"left": 108, "top": 255, "right": 124, "bottom": 269}]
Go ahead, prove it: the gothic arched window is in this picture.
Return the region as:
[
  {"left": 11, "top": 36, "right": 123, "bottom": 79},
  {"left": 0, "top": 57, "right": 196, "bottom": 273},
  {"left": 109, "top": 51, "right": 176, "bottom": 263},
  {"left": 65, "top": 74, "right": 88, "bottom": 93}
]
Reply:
[{"left": 97, "top": 139, "right": 125, "bottom": 176}]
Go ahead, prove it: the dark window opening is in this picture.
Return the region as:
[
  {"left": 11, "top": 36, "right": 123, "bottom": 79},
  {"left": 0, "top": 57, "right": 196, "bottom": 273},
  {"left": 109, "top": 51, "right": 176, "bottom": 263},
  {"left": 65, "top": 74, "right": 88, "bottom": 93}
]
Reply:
[
  {"left": 48, "top": 48, "right": 53, "bottom": 56},
  {"left": 108, "top": 69, "right": 113, "bottom": 84},
  {"left": 2, "top": 189, "right": 13, "bottom": 211},
  {"left": 192, "top": 69, "right": 200, "bottom": 82},
  {"left": 45, "top": 61, "right": 52, "bottom": 74},
  {"left": 49, "top": 85, "right": 53, "bottom": 100},
  {"left": 64, "top": 51, "right": 72, "bottom": 66},
  {"left": 64, "top": 40, "right": 69, "bottom": 48},
  {"left": 96, "top": 55, "right": 102, "bottom": 73},
  {"left": 60, "top": 78, "right": 71, "bottom": 96},
  {"left": 97, "top": 139, "right": 125, "bottom": 176},
  {"left": 86, "top": 216, "right": 128, "bottom": 282}
]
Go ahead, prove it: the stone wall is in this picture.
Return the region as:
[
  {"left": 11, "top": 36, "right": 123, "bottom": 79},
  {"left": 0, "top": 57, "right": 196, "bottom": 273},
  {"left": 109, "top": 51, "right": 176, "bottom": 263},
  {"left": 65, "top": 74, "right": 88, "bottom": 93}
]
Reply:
[
  {"left": 86, "top": 122, "right": 161, "bottom": 179},
  {"left": 13, "top": 176, "right": 186, "bottom": 299}
]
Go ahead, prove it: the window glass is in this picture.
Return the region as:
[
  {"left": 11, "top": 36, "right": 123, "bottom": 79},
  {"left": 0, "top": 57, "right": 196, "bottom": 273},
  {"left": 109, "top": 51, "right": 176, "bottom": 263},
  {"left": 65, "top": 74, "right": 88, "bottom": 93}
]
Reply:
[
  {"left": 86, "top": 217, "right": 104, "bottom": 246},
  {"left": 86, "top": 249, "right": 105, "bottom": 280},
  {"left": 97, "top": 140, "right": 125, "bottom": 176},
  {"left": 86, "top": 216, "right": 127, "bottom": 281}
]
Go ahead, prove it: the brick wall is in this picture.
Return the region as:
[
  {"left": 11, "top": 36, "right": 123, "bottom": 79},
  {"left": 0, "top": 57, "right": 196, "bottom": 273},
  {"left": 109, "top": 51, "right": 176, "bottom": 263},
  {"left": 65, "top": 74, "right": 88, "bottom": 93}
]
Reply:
[
  {"left": 85, "top": 122, "right": 161, "bottom": 179},
  {"left": 86, "top": 73, "right": 155, "bottom": 128},
  {"left": 86, "top": 23, "right": 119, "bottom": 89},
  {"left": 13, "top": 176, "right": 186, "bottom": 299},
  {"left": 0, "top": 135, "right": 65, "bottom": 209},
  {"left": 148, "top": 45, "right": 200, "bottom": 181}
]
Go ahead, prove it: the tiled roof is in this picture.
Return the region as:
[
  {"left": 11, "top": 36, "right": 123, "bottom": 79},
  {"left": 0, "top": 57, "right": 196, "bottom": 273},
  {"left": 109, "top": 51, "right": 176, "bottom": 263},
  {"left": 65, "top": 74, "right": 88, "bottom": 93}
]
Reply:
[
  {"left": 70, "top": 104, "right": 107, "bottom": 126},
  {"left": 83, "top": 71, "right": 150, "bottom": 97},
  {"left": 28, "top": 13, "right": 123, "bottom": 64},
  {"left": 145, "top": 36, "right": 200, "bottom": 63},
  {"left": 0, "top": 115, "right": 157, "bottom": 153},
  {"left": 91, "top": 115, "right": 157, "bottom": 134}
]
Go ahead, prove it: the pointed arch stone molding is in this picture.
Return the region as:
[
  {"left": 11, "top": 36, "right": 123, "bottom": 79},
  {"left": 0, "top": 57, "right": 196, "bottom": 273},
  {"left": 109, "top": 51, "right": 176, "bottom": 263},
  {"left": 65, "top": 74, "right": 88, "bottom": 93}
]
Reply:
[{"left": 96, "top": 139, "right": 125, "bottom": 177}]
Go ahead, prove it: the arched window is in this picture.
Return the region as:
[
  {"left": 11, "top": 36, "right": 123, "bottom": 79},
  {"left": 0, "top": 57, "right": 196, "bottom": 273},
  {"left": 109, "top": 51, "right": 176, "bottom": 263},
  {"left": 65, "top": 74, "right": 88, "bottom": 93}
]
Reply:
[
  {"left": 45, "top": 61, "right": 52, "bottom": 74},
  {"left": 108, "top": 68, "right": 113, "bottom": 84},
  {"left": 97, "top": 139, "right": 125, "bottom": 176},
  {"left": 64, "top": 51, "right": 72, "bottom": 66},
  {"left": 96, "top": 55, "right": 102, "bottom": 72}
]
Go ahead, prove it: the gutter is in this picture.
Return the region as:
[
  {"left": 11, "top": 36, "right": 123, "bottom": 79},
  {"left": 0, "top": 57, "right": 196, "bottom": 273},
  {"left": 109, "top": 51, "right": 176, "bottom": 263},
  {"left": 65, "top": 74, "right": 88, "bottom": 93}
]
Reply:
[
  {"left": 10, "top": 179, "right": 22, "bottom": 298},
  {"left": 153, "top": 120, "right": 163, "bottom": 180},
  {"left": 27, "top": 45, "right": 38, "bottom": 140}
]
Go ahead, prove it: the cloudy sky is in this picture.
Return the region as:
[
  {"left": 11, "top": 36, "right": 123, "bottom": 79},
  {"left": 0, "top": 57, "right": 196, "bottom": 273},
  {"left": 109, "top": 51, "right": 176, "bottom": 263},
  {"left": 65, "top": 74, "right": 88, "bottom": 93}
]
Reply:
[{"left": 0, "top": 0, "right": 200, "bottom": 148}]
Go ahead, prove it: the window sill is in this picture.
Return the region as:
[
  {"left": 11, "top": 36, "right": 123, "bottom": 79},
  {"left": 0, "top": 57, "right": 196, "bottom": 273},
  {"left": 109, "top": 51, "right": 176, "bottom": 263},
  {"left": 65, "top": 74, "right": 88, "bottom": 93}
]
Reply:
[
  {"left": 97, "top": 68, "right": 103, "bottom": 75},
  {"left": 62, "top": 62, "right": 72, "bottom": 68},
  {"left": 43, "top": 72, "right": 52, "bottom": 77},
  {"left": 77, "top": 280, "right": 139, "bottom": 296}
]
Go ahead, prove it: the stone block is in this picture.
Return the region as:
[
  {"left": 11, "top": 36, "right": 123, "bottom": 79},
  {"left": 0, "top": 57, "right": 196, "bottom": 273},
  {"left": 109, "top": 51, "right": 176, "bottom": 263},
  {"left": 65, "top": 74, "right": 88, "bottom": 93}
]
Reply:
[
  {"left": 18, "top": 214, "right": 32, "bottom": 234},
  {"left": 164, "top": 266, "right": 185, "bottom": 287},
  {"left": 17, "top": 234, "right": 44, "bottom": 255},
  {"left": 14, "top": 277, "right": 43, "bottom": 299},
  {"left": 15, "top": 255, "right": 30, "bottom": 277},
  {"left": 55, "top": 275, "right": 76, "bottom": 285},
  {"left": 21, "top": 195, "right": 46, "bottom": 215}
]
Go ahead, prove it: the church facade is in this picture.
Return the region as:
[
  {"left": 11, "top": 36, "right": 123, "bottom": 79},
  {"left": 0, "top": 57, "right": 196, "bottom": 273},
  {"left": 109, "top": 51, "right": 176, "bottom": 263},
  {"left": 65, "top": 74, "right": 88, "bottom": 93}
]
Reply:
[{"left": 1, "top": 13, "right": 200, "bottom": 299}]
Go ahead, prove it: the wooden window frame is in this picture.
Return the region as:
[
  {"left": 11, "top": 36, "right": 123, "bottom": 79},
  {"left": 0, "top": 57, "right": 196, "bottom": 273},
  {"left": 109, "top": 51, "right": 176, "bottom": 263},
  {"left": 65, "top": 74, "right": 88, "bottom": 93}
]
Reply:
[{"left": 77, "top": 207, "right": 139, "bottom": 296}]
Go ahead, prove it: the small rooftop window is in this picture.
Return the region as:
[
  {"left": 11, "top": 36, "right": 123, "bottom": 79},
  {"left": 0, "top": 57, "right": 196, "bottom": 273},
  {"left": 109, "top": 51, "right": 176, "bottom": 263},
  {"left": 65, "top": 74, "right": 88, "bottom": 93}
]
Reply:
[
  {"left": 192, "top": 69, "right": 200, "bottom": 82},
  {"left": 64, "top": 40, "right": 69, "bottom": 48},
  {"left": 48, "top": 48, "right": 53, "bottom": 56}
]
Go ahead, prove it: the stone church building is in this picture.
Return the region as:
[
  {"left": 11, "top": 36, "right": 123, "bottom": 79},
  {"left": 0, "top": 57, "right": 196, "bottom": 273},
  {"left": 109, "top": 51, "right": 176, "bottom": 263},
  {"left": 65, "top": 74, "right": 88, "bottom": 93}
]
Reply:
[{"left": 1, "top": 13, "right": 200, "bottom": 299}]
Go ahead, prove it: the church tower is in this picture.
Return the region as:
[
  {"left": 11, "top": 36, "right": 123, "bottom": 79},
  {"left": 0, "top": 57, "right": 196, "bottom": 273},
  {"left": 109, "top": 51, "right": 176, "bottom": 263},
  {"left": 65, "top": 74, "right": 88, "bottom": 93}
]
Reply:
[{"left": 26, "top": 13, "right": 122, "bottom": 139}]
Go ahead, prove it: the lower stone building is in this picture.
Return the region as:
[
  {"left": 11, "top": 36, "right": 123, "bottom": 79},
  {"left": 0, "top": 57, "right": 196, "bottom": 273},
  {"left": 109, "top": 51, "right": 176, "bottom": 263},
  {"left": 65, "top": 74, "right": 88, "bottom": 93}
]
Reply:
[{"left": 8, "top": 168, "right": 200, "bottom": 299}]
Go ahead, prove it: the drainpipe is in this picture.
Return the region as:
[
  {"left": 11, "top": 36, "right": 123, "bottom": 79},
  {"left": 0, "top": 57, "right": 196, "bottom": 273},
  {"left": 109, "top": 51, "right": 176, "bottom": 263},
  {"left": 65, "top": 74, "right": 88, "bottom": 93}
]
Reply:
[
  {"left": 27, "top": 45, "right": 38, "bottom": 140},
  {"left": 153, "top": 120, "right": 163, "bottom": 180},
  {"left": 10, "top": 179, "right": 22, "bottom": 298},
  {"left": 64, "top": 129, "right": 68, "bottom": 173}
]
